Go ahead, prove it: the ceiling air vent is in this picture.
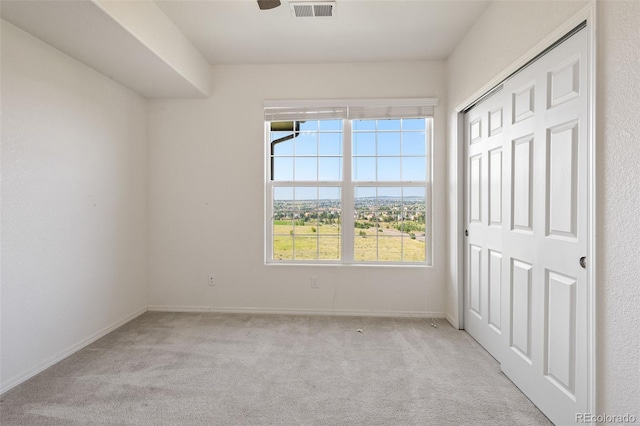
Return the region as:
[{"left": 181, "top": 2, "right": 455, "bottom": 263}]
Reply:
[{"left": 290, "top": 1, "right": 336, "bottom": 18}]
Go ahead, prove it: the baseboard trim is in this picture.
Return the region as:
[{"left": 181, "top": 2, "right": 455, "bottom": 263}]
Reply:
[
  {"left": 147, "top": 305, "right": 446, "bottom": 319},
  {"left": 0, "top": 306, "right": 148, "bottom": 395},
  {"left": 445, "top": 313, "right": 460, "bottom": 330}
]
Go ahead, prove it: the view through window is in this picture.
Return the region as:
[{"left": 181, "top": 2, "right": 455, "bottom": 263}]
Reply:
[{"left": 267, "top": 116, "right": 431, "bottom": 264}]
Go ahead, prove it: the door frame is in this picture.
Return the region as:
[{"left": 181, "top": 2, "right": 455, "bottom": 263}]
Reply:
[{"left": 451, "top": 2, "right": 597, "bottom": 416}]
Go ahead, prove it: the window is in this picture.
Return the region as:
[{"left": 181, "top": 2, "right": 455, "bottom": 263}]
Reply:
[{"left": 265, "top": 99, "right": 436, "bottom": 265}]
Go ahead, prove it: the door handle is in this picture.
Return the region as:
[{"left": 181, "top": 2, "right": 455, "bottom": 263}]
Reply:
[{"left": 579, "top": 257, "right": 586, "bottom": 269}]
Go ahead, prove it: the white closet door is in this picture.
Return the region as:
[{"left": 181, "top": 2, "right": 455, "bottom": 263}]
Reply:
[
  {"left": 464, "top": 88, "right": 506, "bottom": 361},
  {"left": 464, "top": 27, "right": 589, "bottom": 425}
]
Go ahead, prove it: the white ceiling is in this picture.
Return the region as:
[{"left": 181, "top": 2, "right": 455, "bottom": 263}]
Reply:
[
  {"left": 1, "top": 0, "right": 211, "bottom": 98},
  {"left": 155, "top": 0, "right": 491, "bottom": 64},
  {"left": 1, "top": 0, "right": 490, "bottom": 98}
]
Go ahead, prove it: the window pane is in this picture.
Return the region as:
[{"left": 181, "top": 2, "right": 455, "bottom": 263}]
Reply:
[
  {"left": 295, "top": 133, "right": 317, "bottom": 156},
  {"left": 295, "top": 187, "right": 317, "bottom": 206},
  {"left": 354, "top": 233, "right": 377, "bottom": 262},
  {"left": 402, "top": 132, "right": 426, "bottom": 156},
  {"left": 377, "top": 187, "right": 401, "bottom": 225},
  {"left": 408, "top": 210, "right": 426, "bottom": 223},
  {"left": 294, "top": 236, "right": 318, "bottom": 260},
  {"left": 293, "top": 217, "right": 316, "bottom": 234},
  {"left": 273, "top": 215, "right": 293, "bottom": 235},
  {"left": 319, "top": 237, "right": 340, "bottom": 260},
  {"left": 273, "top": 157, "right": 293, "bottom": 181},
  {"left": 377, "top": 157, "right": 401, "bottom": 181},
  {"left": 402, "top": 118, "right": 426, "bottom": 130},
  {"left": 319, "top": 120, "right": 342, "bottom": 131},
  {"left": 299, "top": 120, "right": 318, "bottom": 131},
  {"left": 379, "top": 212, "right": 395, "bottom": 227},
  {"left": 319, "top": 221, "right": 340, "bottom": 235},
  {"left": 353, "top": 120, "right": 375, "bottom": 131},
  {"left": 353, "top": 157, "right": 376, "bottom": 181},
  {"left": 378, "top": 187, "right": 402, "bottom": 202},
  {"left": 303, "top": 215, "right": 320, "bottom": 231},
  {"left": 403, "top": 235, "right": 426, "bottom": 262},
  {"left": 377, "top": 119, "right": 401, "bottom": 131},
  {"left": 403, "top": 188, "right": 426, "bottom": 230},
  {"left": 355, "top": 187, "right": 376, "bottom": 212},
  {"left": 378, "top": 187, "right": 402, "bottom": 198},
  {"left": 378, "top": 237, "right": 402, "bottom": 262},
  {"left": 377, "top": 132, "right": 401, "bottom": 156},
  {"left": 272, "top": 137, "right": 294, "bottom": 156},
  {"left": 355, "top": 186, "right": 376, "bottom": 198},
  {"left": 318, "top": 187, "right": 341, "bottom": 234},
  {"left": 318, "top": 157, "right": 341, "bottom": 181},
  {"left": 319, "top": 133, "right": 342, "bottom": 156},
  {"left": 354, "top": 212, "right": 376, "bottom": 231},
  {"left": 273, "top": 236, "right": 293, "bottom": 261},
  {"left": 274, "top": 201, "right": 294, "bottom": 212},
  {"left": 319, "top": 186, "right": 340, "bottom": 201},
  {"left": 403, "top": 187, "right": 425, "bottom": 202},
  {"left": 271, "top": 130, "right": 293, "bottom": 143},
  {"left": 294, "top": 157, "right": 317, "bottom": 181},
  {"left": 274, "top": 186, "right": 294, "bottom": 202},
  {"left": 294, "top": 187, "right": 317, "bottom": 232},
  {"left": 353, "top": 133, "right": 375, "bottom": 156},
  {"left": 402, "top": 157, "right": 426, "bottom": 181}
]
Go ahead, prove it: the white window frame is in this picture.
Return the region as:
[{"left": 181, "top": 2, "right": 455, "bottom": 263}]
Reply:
[{"left": 264, "top": 98, "right": 437, "bottom": 266}]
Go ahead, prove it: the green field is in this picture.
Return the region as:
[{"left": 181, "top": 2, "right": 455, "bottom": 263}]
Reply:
[{"left": 272, "top": 222, "right": 426, "bottom": 262}]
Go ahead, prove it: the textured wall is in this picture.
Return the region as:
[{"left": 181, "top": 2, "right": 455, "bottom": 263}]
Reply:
[
  {"left": 447, "top": 0, "right": 588, "bottom": 109},
  {"left": 1, "top": 21, "right": 149, "bottom": 391},
  {"left": 147, "top": 61, "right": 448, "bottom": 315},
  {"left": 596, "top": 0, "right": 640, "bottom": 414}
]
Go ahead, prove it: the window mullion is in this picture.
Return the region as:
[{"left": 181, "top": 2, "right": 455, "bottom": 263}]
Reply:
[
  {"left": 342, "top": 119, "right": 354, "bottom": 263},
  {"left": 426, "top": 118, "right": 433, "bottom": 265},
  {"left": 266, "top": 181, "right": 274, "bottom": 262}
]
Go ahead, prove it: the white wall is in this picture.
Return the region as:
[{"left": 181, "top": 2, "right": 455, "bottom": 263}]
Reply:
[
  {"left": 148, "top": 61, "right": 447, "bottom": 316},
  {"left": 447, "top": 1, "right": 589, "bottom": 110},
  {"left": 445, "top": 0, "right": 588, "bottom": 327},
  {"left": 595, "top": 0, "right": 640, "bottom": 414},
  {"left": 0, "top": 21, "right": 149, "bottom": 392},
  {"left": 445, "top": 0, "right": 640, "bottom": 415}
]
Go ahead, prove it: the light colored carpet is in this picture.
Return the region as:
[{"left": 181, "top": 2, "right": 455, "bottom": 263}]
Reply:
[{"left": 0, "top": 312, "right": 551, "bottom": 425}]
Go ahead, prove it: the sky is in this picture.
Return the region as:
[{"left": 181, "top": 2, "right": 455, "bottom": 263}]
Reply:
[{"left": 271, "top": 118, "right": 428, "bottom": 202}]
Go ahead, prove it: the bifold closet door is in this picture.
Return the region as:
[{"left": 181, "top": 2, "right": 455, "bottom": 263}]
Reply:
[{"left": 464, "top": 27, "right": 589, "bottom": 425}]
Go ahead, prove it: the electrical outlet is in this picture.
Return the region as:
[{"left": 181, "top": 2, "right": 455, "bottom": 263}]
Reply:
[
  {"left": 208, "top": 274, "right": 215, "bottom": 286},
  {"left": 310, "top": 276, "right": 318, "bottom": 289}
]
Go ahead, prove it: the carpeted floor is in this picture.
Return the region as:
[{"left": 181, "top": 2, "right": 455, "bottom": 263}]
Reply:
[{"left": 0, "top": 312, "right": 551, "bottom": 425}]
